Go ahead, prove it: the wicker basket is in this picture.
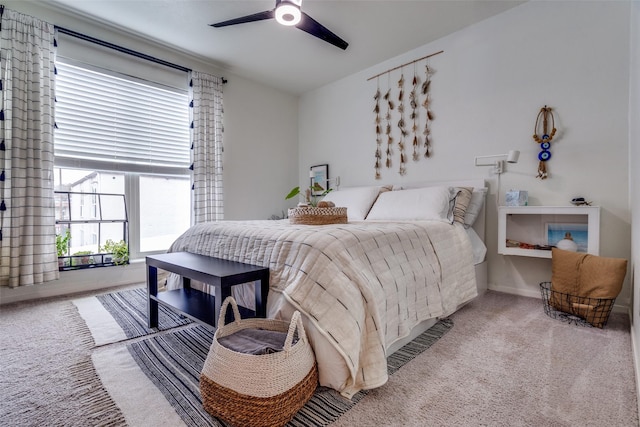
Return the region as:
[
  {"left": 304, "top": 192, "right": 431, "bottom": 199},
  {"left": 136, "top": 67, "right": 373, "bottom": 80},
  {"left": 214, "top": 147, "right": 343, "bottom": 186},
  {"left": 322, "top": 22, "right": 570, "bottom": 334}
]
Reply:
[
  {"left": 288, "top": 206, "right": 347, "bottom": 225},
  {"left": 540, "top": 282, "right": 615, "bottom": 328},
  {"left": 200, "top": 297, "right": 318, "bottom": 427}
]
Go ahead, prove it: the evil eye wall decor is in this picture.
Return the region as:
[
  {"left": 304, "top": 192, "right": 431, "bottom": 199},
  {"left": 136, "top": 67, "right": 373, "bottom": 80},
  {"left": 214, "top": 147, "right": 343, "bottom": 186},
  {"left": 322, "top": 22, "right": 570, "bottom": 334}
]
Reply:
[
  {"left": 538, "top": 150, "right": 551, "bottom": 161},
  {"left": 533, "top": 105, "right": 557, "bottom": 180}
]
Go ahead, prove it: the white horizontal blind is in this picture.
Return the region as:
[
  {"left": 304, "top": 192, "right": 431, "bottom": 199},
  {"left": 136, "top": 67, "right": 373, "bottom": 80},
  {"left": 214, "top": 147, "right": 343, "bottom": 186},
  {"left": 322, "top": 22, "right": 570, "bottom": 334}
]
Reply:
[{"left": 55, "top": 61, "right": 190, "bottom": 172}]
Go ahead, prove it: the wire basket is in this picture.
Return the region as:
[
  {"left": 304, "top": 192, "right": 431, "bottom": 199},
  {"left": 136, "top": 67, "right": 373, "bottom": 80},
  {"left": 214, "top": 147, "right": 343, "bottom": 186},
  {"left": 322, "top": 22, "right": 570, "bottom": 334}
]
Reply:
[{"left": 540, "top": 282, "right": 615, "bottom": 328}]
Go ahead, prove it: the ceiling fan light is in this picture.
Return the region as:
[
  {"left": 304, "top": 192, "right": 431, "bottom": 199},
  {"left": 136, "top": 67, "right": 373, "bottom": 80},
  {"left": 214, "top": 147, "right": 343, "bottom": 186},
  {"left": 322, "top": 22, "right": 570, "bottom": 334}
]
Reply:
[{"left": 275, "top": 3, "right": 301, "bottom": 26}]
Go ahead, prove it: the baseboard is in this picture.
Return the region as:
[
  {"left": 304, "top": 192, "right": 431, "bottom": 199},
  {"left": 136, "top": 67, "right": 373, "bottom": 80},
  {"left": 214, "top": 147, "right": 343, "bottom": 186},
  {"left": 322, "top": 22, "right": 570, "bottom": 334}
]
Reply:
[
  {"left": 488, "top": 283, "right": 541, "bottom": 299},
  {"left": 631, "top": 313, "right": 640, "bottom": 419},
  {"left": 488, "top": 283, "right": 629, "bottom": 314},
  {"left": 0, "top": 259, "right": 146, "bottom": 305}
]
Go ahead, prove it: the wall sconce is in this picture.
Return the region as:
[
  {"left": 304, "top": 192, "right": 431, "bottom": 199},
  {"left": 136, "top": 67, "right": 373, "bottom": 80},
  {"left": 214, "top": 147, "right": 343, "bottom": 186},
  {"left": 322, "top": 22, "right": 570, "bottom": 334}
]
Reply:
[
  {"left": 327, "top": 176, "right": 341, "bottom": 190},
  {"left": 474, "top": 150, "right": 520, "bottom": 174}
]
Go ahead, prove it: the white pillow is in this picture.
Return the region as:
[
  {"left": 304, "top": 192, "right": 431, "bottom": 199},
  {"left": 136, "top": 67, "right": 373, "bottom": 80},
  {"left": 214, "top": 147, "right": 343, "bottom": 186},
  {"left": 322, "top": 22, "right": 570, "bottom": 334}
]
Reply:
[
  {"left": 321, "top": 186, "right": 390, "bottom": 221},
  {"left": 366, "top": 186, "right": 452, "bottom": 221},
  {"left": 464, "top": 188, "right": 487, "bottom": 227}
]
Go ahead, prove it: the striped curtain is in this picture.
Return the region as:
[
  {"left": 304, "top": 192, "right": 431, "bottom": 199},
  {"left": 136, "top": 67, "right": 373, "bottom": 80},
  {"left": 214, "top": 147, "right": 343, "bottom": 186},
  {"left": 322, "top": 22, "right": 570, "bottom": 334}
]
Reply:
[
  {"left": 0, "top": 8, "right": 58, "bottom": 287},
  {"left": 189, "top": 71, "right": 224, "bottom": 224}
]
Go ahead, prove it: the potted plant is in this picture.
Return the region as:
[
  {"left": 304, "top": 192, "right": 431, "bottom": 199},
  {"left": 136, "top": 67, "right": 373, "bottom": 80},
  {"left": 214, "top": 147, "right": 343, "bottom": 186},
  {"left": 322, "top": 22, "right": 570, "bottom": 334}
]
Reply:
[
  {"left": 56, "top": 230, "right": 71, "bottom": 269},
  {"left": 56, "top": 229, "right": 71, "bottom": 257},
  {"left": 286, "top": 183, "right": 332, "bottom": 207},
  {"left": 100, "top": 239, "right": 129, "bottom": 266}
]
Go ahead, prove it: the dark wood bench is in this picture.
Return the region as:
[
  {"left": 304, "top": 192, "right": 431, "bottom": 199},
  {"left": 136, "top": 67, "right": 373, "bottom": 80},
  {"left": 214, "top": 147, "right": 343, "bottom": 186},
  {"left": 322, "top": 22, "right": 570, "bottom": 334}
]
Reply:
[{"left": 146, "top": 252, "right": 269, "bottom": 328}]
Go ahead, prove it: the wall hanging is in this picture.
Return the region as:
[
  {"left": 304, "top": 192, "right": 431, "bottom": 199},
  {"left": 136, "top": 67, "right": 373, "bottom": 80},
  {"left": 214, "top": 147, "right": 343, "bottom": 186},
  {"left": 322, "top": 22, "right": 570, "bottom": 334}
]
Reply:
[
  {"left": 532, "top": 105, "right": 557, "bottom": 179},
  {"left": 368, "top": 50, "right": 443, "bottom": 179},
  {"left": 397, "top": 72, "right": 407, "bottom": 175}
]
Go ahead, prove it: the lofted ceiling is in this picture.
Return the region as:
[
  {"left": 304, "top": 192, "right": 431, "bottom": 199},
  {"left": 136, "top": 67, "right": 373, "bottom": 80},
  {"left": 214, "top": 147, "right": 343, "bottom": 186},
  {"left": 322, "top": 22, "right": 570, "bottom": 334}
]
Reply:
[{"left": 43, "top": 0, "right": 524, "bottom": 95}]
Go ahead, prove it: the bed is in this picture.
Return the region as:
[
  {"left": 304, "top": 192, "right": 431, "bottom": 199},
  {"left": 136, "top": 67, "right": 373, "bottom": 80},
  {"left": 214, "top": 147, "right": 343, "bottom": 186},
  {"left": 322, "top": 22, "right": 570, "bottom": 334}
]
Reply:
[{"left": 166, "top": 179, "right": 487, "bottom": 398}]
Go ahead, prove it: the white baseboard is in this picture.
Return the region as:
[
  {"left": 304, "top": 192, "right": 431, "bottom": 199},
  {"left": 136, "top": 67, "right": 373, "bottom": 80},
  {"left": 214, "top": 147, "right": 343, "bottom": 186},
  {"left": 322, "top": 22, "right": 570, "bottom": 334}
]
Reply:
[
  {"left": 488, "top": 283, "right": 629, "bottom": 314},
  {"left": 0, "top": 259, "right": 146, "bottom": 305},
  {"left": 631, "top": 316, "right": 640, "bottom": 420}
]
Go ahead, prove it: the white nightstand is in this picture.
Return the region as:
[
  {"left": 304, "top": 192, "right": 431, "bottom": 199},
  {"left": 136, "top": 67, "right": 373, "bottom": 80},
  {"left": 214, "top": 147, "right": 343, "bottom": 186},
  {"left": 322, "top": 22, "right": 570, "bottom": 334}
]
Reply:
[{"left": 498, "top": 206, "right": 600, "bottom": 258}]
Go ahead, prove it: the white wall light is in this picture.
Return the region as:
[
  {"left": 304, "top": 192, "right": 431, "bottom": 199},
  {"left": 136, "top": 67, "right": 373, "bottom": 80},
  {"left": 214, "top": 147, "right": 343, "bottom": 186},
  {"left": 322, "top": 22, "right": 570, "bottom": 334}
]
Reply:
[{"left": 474, "top": 150, "right": 520, "bottom": 174}]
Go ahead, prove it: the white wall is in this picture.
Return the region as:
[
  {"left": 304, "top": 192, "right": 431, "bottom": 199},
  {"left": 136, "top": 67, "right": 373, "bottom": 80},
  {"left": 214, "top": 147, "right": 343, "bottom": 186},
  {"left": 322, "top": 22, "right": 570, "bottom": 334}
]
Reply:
[
  {"left": 299, "top": 1, "right": 633, "bottom": 308},
  {"left": 0, "top": 1, "right": 298, "bottom": 304},
  {"left": 629, "top": 0, "right": 640, "bottom": 414},
  {"left": 223, "top": 78, "right": 299, "bottom": 220}
]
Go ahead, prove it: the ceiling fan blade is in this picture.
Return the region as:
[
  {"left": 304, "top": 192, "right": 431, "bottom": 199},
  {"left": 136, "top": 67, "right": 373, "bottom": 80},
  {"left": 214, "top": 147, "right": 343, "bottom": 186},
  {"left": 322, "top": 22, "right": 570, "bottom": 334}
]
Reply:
[
  {"left": 296, "top": 12, "right": 348, "bottom": 50},
  {"left": 211, "top": 10, "right": 275, "bottom": 27}
]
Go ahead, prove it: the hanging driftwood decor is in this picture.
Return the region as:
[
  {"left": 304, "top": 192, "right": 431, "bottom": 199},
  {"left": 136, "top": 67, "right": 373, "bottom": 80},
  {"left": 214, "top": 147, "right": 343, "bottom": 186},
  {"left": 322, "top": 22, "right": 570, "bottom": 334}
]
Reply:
[
  {"left": 383, "top": 82, "right": 394, "bottom": 169},
  {"left": 422, "top": 63, "right": 434, "bottom": 158},
  {"left": 368, "top": 50, "right": 443, "bottom": 179},
  {"left": 410, "top": 63, "right": 420, "bottom": 161},
  {"left": 373, "top": 83, "right": 382, "bottom": 180},
  {"left": 397, "top": 72, "right": 407, "bottom": 175},
  {"left": 532, "top": 105, "right": 556, "bottom": 179}
]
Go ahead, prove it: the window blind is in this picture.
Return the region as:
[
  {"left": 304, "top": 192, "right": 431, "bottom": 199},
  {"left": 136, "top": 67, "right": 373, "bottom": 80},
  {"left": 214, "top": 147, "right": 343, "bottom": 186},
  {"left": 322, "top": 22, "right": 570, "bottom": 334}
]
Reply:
[{"left": 55, "top": 61, "right": 190, "bottom": 172}]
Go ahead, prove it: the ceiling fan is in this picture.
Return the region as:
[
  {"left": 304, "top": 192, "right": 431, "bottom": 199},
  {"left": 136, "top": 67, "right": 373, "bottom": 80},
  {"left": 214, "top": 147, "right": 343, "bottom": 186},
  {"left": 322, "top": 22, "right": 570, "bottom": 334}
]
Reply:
[{"left": 210, "top": 0, "right": 349, "bottom": 50}]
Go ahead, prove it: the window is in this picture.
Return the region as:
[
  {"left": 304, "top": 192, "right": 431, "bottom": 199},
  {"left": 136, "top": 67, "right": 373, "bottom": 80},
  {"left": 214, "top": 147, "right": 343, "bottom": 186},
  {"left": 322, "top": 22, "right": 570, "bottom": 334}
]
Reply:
[{"left": 54, "top": 60, "right": 191, "bottom": 260}]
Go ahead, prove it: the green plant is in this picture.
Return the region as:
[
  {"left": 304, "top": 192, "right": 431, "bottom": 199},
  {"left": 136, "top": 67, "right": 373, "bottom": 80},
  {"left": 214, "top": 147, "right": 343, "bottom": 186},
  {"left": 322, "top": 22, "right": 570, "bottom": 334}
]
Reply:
[
  {"left": 100, "top": 239, "right": 129, "bottom": 266},
  {"left": 286, "top": 183, "right": 332, "bottom": 207},
  {"left": 56, "top": 230, "right": 71, "bottom": 257}
]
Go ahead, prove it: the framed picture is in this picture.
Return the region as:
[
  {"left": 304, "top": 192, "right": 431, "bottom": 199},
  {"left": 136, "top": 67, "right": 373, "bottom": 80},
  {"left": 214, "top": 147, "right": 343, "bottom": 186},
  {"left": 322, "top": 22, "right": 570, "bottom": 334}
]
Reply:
[
  {"left": 309, "top": 164, "right": 329, "bottom": 196},
  {"left": 546, "top": 223, "right": 589, "bottom": 252}
]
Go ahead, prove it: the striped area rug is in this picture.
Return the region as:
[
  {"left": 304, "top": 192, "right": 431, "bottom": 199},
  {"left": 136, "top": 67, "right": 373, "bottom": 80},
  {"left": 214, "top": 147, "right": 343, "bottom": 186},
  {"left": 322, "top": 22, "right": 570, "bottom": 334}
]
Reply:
[{"left": 126, "top": 319, "right": 453, "bottom": 426}]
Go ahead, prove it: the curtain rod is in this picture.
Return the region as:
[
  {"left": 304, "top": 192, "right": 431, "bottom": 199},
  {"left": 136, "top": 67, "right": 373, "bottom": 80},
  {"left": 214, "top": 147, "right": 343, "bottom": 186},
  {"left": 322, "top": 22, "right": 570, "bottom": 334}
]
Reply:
[
  {"left": 55, "top": 26, "right": 227, "bottom": 83},
  {"left": 366, "top": 50, "right": 444, "bottom": 81}
]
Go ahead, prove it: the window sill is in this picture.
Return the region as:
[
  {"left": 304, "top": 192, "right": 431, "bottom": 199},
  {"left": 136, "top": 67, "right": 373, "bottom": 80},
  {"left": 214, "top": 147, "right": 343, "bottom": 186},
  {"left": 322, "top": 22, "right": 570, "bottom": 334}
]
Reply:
[{"left": 0, "top": 261, "right": 145, "bottom": 305}]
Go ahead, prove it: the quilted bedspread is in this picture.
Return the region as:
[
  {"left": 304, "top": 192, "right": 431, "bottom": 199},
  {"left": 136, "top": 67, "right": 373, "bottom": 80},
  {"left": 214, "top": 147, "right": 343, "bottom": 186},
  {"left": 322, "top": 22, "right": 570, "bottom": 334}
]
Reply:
[{"left": 168, "top": 219, "right": 477, "bottom": 397}]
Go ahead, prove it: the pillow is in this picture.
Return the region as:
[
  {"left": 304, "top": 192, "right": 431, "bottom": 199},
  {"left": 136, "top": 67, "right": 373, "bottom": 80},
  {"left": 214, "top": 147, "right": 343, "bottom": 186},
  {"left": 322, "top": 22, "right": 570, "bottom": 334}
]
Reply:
[
  {"left": 321, "top": 185, "right": 391, "bottom": 221},
  {"left": 550, "top": 248, "right": 584, "bottom": 297},
  {"left": 463, "top": 188, "right": 487, "bottom": 227},
  {"left": 452, "top": 187, "right": 473, "bottom": 224},
  {"left": 365, "top": 186, "right": 452, "bottom": 221},
  {"left": 550, "top": 248, "right": 627, "bottom": 327}
]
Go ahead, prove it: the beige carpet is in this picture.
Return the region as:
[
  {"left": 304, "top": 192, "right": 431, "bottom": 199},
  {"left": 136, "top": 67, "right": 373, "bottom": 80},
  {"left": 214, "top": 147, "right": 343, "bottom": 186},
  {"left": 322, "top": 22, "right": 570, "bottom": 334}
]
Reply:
[
  {"left": 333, "top": 291, "right": 638, "bottom": 427},
  {"left": 0, "top": 289, "right": 127, "bottom": 426},
  {"left": 0, "top": 288, "right": 637, "bottom": 426}
]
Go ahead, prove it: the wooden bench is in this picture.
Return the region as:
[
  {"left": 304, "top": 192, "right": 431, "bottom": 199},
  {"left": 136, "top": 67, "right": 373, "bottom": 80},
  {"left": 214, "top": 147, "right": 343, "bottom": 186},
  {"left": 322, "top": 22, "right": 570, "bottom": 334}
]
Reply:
[{"left": 146, "top": 252, "right": 269, "bottom": 328}]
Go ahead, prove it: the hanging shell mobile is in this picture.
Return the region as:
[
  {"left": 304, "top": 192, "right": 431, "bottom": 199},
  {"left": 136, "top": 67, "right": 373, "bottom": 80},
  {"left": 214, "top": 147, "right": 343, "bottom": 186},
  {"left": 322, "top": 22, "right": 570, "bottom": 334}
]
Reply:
[
  {"left": 370, "top": 51, "right": 442, "bottom": 179},
  {"left": 384, "top": 87, "right": 394, "bottom": 169},
  {"left": 397, "top": 72, "right": 407, "bottom": 175},
  {"left": 374, "top": 85, "right": 382, "bottom": 179},
  {"left": 422, "top": 64, "right": 434, "bottom": 157},
  {"left": 410, "top": 66, "right": 420, "bottom": 161}
]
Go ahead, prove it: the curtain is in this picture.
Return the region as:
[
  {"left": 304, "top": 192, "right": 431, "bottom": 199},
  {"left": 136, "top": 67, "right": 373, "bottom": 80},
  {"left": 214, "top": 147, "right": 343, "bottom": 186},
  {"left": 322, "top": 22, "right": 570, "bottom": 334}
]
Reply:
[
  {"left": 189, "top": 71, "right": 224, "bottom": 224},
  {"left": 0, "top": 8, "right": 58, "bottom": 287}
]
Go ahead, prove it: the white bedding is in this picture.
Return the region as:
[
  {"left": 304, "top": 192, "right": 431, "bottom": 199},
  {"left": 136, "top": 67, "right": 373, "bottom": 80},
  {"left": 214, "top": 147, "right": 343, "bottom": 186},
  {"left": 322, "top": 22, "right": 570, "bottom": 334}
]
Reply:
[{"left": 167, "top": 218, "right": 477, "bottom": 397}]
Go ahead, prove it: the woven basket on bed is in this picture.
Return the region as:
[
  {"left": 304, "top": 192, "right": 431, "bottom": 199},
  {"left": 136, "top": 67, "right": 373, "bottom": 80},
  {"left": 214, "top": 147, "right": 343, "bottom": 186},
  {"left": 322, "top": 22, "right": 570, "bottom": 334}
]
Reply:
[
  {"left": 288, "top": 206, "right": 347, "bottom": 225},
  {"left": 200, "top": 297, "right": 318, "bottom": 427}
]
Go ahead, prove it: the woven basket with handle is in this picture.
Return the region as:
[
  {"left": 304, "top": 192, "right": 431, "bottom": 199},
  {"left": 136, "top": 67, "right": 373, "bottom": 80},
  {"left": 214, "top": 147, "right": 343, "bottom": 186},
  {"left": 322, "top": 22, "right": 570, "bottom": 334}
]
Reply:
[{"left": 200, "top": 297, "right": 318, "bottom": 427}]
